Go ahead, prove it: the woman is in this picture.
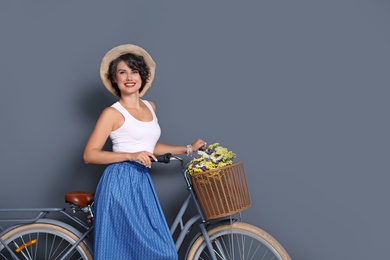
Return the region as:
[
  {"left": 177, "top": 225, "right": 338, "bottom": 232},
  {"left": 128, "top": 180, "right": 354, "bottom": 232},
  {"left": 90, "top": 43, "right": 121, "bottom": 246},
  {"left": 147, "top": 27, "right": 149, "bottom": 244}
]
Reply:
[{"left": 83, "top": 44, "right": 206, "bottom": 259}]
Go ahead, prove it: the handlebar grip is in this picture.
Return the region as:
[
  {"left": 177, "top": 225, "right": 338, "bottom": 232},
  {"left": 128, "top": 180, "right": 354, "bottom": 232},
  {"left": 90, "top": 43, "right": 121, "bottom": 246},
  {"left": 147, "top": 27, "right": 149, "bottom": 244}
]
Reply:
[{"left": 153, "top": 153, "right": 172, "bottom": 163}]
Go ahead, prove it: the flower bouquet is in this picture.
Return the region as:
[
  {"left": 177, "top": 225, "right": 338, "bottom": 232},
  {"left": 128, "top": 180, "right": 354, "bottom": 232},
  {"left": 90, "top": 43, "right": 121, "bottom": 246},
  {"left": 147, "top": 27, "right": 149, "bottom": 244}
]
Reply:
[
  {"left": 187, "top": 143, "right": 251, "bottom": 220},
  {"left": 187, "top": 142, "right": 236, "bottom": 175}
]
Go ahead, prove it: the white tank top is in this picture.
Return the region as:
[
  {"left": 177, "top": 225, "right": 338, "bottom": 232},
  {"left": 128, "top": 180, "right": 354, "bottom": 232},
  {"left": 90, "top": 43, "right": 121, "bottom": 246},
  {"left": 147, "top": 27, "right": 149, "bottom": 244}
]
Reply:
[{"left": 109, "top": 100, "right": 161, "bottom": 153}]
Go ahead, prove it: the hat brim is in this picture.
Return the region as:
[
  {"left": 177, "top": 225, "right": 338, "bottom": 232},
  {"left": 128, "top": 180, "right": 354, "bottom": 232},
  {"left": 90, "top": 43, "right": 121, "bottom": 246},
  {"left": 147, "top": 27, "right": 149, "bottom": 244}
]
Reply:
[{"left": 100, "top": 44, "right": 156, "bottom": 97}]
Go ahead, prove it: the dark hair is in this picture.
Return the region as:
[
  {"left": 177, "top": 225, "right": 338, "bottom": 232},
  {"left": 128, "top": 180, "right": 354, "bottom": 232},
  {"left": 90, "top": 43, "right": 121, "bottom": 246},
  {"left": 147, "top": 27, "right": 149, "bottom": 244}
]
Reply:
[{"left": 106, "top": 53, "right": 151, "bottom": 97}]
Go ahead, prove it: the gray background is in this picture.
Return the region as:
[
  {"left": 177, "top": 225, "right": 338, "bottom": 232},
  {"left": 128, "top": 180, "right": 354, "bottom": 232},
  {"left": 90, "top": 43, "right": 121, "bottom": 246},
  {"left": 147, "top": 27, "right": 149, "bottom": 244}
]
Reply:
[{"left": 0, "top": 0, "right": 389, "bottom": 259}]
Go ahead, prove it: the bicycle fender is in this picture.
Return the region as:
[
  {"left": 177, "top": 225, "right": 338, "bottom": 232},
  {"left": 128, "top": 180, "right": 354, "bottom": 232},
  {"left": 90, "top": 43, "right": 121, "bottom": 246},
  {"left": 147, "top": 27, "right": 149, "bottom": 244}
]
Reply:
[{"left": 35, "top": 219, "right": 93, "bottom": 251}]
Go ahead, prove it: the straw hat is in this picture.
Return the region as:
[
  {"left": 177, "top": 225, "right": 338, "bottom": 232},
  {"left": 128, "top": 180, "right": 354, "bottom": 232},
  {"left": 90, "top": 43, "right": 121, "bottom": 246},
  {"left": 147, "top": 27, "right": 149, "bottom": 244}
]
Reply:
[{"left": 100, "top": 44, "right": 156, "bottom": 97}]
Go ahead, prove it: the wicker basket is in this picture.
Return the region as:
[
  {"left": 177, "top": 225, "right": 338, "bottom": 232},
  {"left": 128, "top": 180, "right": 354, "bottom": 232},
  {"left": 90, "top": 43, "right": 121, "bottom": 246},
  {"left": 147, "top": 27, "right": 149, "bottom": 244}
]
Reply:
[{"left": 190, "top": 162, "right": 251, "bottom": 220}]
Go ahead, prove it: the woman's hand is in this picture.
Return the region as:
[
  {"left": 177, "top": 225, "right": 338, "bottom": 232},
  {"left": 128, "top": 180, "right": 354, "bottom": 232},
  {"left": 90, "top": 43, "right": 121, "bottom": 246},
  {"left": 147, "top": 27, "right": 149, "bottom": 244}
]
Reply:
[
  {"left": 130, "top": 151, "right": 157, "bottom": 167},
  {"left": 190, "top": 139, "right": 207, "bottom": 152}
]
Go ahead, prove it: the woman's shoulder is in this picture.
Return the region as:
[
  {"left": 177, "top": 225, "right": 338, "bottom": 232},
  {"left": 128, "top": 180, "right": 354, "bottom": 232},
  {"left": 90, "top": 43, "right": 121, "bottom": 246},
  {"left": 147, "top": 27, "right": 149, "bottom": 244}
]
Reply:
[
  {"left": 100, "top": 106, "right": 122, "bottom": 119},
  {"left": 96, "top": 106, "right": 124, "bottom": 130},
  {"left": 143, "top": 99, "right": 156, "bottom": 112}
]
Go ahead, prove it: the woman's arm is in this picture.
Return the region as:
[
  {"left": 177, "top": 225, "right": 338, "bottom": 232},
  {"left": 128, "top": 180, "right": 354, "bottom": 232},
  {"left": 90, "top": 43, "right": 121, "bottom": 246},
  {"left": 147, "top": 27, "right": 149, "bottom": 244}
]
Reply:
[
  {"left": 83, "top": 107, "right": 156, "bottom": 166},
  {"left": 154, "top": 139, "right": 206, "bottom": 156}
]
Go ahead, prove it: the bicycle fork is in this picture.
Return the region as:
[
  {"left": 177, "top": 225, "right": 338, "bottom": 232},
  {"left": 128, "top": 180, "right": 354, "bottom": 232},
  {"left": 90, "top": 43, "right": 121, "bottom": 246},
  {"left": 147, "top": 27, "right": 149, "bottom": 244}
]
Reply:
[{"left": 199, "top": 223, "right": 218, "bottom": 260}]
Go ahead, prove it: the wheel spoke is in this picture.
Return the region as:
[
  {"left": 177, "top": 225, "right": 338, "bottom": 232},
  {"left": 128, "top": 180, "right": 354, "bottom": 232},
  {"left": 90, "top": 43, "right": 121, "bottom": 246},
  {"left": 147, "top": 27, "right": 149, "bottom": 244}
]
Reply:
[{"left": 214, "top": 238, "right": 229, "bottom": 260}]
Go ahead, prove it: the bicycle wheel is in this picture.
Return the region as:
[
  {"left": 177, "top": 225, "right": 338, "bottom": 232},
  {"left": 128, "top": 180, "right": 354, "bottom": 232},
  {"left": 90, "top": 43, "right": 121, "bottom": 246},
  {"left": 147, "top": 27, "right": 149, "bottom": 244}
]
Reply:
[
  {"left": 186, "top": 222, "right": 290, "bottom": 260},
  {"left": 0, "top": 223, "right": 92, "bottom": 260}
]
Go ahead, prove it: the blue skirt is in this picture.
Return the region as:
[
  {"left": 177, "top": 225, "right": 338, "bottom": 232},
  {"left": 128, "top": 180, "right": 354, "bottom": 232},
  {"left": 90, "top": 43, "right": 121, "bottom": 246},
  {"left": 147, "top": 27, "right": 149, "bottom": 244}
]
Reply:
[{"left": 94, "top": 161, "right": 178, "bottom": 260}]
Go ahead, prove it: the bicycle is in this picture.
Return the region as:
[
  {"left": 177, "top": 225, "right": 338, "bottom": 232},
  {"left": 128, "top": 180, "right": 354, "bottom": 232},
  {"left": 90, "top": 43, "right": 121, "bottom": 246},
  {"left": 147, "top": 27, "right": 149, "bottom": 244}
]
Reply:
[{"left": 0, "top": 154, "right": 291, "bottom": 260}]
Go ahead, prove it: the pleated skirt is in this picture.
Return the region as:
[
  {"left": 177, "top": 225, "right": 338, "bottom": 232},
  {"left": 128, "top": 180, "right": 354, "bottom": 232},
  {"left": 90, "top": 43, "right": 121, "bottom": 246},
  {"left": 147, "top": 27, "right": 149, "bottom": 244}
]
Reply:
[{"left": 93, "top": 161, "right": 178, "bottom": 260}]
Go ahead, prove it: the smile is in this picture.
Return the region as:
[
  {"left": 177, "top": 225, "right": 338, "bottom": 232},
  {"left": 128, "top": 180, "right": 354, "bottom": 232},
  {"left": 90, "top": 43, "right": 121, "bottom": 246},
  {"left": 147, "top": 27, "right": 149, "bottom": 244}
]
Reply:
[{"left": 124, "top": 82, "right": 136, "bottom": 87}]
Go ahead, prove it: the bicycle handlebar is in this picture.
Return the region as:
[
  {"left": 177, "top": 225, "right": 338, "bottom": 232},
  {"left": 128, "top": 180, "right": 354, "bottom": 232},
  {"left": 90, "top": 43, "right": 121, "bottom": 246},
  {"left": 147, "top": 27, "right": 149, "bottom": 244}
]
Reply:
[
  {"left": 153, "top": 153, "right": 172, "bottom": 163},
  {"left": 151, "top": 153, "right": 187, "bottom": 169}
]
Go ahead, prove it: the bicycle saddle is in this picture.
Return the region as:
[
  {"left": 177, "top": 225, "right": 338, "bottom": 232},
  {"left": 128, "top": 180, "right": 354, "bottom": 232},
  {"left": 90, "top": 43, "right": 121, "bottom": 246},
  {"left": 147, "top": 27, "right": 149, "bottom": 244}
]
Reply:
[{"left": 65, "top": 191, "right": 95, "bottom": 207}]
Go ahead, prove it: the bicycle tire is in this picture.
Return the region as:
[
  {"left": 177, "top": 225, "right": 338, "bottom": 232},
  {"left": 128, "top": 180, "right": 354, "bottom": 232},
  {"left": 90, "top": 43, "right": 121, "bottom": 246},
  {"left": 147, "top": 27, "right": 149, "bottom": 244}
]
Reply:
[
  {"left": 186, "top": 222, "right": 291, "bottom": 260},
  {"left": 0, "top": 222, "right": 92, "bottom": 260}
]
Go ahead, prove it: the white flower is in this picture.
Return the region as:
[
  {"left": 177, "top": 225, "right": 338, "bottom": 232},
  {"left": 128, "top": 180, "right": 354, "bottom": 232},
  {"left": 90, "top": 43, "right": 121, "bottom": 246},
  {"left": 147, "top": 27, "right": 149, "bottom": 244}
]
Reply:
[
  {"left": 210, "top": 153, "right": 223, "bottom": 163},
  {"left": 197, "top": 150, "right": 210, "bottom": 158}
]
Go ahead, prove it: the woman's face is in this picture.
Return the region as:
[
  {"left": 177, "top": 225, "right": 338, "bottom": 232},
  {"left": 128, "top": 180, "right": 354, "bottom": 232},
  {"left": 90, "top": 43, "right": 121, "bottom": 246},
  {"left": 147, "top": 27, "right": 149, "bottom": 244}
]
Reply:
[{"left": 114, "top": 60, "right": 142, "bottom": 95}]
